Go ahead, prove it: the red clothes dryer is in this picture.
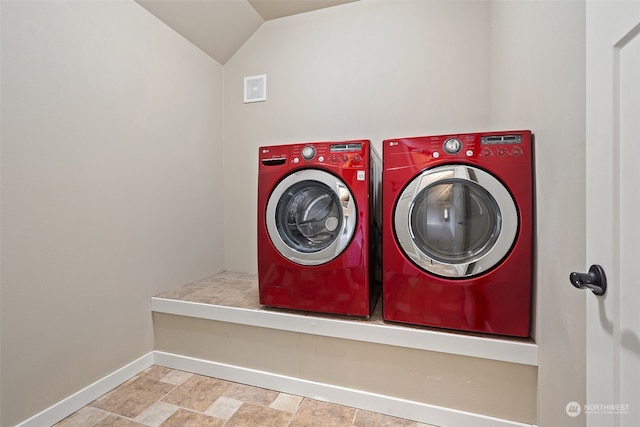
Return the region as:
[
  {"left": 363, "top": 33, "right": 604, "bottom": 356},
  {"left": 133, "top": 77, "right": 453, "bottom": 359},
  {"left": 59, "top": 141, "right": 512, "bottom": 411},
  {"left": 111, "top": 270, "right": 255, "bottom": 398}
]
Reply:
[
  {"left": 382, "top": 130, "right": 534, "bottom": 337},
  {"left": 258, "top": 140, "right": 381, "bottom": 316}
]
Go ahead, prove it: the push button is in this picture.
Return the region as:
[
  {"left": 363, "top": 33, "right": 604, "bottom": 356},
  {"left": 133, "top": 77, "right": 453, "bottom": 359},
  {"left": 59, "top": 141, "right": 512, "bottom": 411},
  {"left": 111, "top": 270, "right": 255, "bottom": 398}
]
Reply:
[{"left": 511, "top": 147, "right": 523, "bottom": 156}]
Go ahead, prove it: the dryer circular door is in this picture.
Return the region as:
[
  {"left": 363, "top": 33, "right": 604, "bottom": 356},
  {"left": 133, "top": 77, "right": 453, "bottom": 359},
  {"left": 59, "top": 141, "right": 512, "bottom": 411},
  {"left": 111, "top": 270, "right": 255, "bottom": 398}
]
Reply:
[
  {"left": 394, "top": 164, "right": 518, "bottom": 278},
  {"left": 266, "top": 169, "right": 357, "bottom": 266}
]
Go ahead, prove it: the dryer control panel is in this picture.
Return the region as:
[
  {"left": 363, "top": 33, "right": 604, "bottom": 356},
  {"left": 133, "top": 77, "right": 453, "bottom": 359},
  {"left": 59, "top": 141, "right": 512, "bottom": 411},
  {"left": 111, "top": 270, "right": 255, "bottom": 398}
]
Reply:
[
  {"left": 480, "top": 134, "right": 526, "bottom": 159},
  {"left": 384, "top": 130, "right": 532, "bottom": 167}
]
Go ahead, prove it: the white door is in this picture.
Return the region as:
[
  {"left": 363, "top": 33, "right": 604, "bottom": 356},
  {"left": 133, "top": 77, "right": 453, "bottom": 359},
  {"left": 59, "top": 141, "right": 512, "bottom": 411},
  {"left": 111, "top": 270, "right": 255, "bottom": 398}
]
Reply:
[{"left": 583, "top": 1, "right": 640, "bottom": 425}]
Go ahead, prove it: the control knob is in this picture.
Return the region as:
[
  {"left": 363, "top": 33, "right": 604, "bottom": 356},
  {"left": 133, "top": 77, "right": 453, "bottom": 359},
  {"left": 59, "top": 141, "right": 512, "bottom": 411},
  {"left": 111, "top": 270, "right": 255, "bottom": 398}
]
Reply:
[
  {"left": 443, "top": 138, "right": 462, "bottom": 154},
  {"left": 301, "top": 146, "right": 316, "bottom": 160}
]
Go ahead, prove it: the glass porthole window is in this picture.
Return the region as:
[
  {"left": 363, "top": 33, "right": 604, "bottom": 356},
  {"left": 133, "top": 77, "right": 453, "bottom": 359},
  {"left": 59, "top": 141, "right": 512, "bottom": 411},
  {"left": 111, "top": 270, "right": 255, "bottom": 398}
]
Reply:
[
  {"left": 394, "top": 165, "right": 517, "bottom": 278},
  {"left": 275, "top": 181, "right": 343, "bottom": 253},
  {"left": 266, "top": 169, "right": 357, "bottom": 266},
  {"left": 409, "top": 179, "right": 501, "bottom": 264}
]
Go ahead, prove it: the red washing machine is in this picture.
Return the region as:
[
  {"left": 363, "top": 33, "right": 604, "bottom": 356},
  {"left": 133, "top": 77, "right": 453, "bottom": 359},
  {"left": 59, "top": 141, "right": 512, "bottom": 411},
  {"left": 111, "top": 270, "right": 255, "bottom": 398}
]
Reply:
[
  {"left": 258, "top": 140, "right": 381, "bottom": 317},
  {"left": 382, "top": 130, "right": 534, "bottom": 337}
]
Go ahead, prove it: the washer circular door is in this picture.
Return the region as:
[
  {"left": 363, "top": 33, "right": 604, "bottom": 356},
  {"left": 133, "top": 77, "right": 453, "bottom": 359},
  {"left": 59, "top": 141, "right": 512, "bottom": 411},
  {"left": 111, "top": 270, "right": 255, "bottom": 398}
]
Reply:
[
  {"left": 266, "top": 169, "right": 357, "bottom": 266},
  {"left": 394, "top": 164, "right": 518, "bottom": 278}
]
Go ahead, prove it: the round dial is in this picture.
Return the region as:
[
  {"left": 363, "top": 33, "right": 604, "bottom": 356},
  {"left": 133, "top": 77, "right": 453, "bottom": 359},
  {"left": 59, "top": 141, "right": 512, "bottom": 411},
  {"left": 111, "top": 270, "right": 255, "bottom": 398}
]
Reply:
[
  {"left": 301, "top": 146, "right": 316, "bottom": 160},
  {"left": 443, "top": 138, "right": 462, "bottom": 154}
]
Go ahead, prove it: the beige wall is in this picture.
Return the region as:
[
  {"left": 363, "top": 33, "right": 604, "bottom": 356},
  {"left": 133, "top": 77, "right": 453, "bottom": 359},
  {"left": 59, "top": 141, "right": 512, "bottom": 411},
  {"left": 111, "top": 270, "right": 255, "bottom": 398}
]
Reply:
[
  {"left": 0, "top": 1, "right": 224, "bottom": 425},
  {"left": 225, "top": 1, "right": 588, "bottom": 426},
  {"left": 1, "top": 0, "right": 588, "bottom": 426},
  {"left": 223, "top": 0, "right": 492, "bottom": 273},
  {"left": 490, "top": 2, "right": 587, "bottom": 426}
]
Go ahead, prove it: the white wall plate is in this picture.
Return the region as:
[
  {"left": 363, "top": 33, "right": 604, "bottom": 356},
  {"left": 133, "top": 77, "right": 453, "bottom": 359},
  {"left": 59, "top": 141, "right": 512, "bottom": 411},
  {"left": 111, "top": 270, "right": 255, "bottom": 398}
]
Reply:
[{"left": 244, "top": 74, "right": 267, "bottom": 103}]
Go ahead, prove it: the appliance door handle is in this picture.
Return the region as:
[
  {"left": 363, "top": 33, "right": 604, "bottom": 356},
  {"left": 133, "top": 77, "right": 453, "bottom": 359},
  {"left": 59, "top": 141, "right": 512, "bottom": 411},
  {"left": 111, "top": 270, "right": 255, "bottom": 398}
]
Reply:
[{"left": 569, "top": 264, "right": 607, "bottom": 296}]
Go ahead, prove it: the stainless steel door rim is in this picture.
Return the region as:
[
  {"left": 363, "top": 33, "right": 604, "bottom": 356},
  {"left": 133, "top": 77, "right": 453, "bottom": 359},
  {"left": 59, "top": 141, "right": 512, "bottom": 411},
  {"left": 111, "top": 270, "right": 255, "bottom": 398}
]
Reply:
[
  {"left": 394, "top": 164, "right": 518, "bottom": 278},
  {"left": 266, "top": 169, "right": 357, "bottom": 266}
]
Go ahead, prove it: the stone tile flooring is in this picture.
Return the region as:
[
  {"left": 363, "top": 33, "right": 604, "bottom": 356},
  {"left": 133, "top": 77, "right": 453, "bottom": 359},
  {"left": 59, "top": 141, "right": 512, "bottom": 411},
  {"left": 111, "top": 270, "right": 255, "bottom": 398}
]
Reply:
[
  {"left": 55, "top": 365, "right": 433, "bottom": 427},
  {"left": 55, "top": 272, "right": 443, "bottom": 426},
  {"left": 155, "top": 272, "right": 262, "bottom": 311},
  {"left": 154, "top": 271, "right": 387, "bottom": 323}
]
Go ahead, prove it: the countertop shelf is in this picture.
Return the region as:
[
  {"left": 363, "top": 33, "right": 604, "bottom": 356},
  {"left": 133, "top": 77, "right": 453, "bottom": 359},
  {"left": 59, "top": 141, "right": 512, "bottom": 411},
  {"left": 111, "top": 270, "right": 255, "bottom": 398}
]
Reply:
[{"left": 152, "top": 272, "right": 538, "bottom": 367}]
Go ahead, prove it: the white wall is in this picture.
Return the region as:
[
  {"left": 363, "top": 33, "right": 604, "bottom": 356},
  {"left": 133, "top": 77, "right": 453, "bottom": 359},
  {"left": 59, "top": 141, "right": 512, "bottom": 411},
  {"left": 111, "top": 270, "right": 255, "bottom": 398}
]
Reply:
[
  {"left": 490, "top": 2, "right": 587, "bottom": 425},
  {"left": 0, "top": 1, "right": 224, "bottom": 425},
  {"left": 223, "top": 0, "right": 491, "bottom": 273}
]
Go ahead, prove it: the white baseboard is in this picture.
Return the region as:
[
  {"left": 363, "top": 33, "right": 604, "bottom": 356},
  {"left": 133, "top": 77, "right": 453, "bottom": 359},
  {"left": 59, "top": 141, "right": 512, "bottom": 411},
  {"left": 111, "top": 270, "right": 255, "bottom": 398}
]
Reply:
[
  {"left": 15, "top": 351, "right": 536, "bottom": 427},
  {"left": 15, "top": 352, "right": 154, "bottom": 427},
  {"left": 154, "top": 351, "right": 536, "bottom": 427}
]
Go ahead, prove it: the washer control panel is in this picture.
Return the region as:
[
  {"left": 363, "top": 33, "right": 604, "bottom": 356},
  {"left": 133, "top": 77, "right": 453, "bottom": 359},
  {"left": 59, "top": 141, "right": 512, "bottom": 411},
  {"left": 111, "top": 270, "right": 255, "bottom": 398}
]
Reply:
[
  {"left": 260, "top": 142, "right": 370, "bottom": 169},
  {"left": 291, "top": 142, "right": 365, "bottom": 166}
]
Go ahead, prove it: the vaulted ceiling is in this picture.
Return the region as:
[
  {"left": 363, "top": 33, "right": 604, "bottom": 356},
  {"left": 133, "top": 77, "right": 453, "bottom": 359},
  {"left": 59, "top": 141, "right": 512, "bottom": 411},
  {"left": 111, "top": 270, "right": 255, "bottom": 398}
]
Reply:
[{"left": 135, "top": 0, "right": 357, "bottom": 64}]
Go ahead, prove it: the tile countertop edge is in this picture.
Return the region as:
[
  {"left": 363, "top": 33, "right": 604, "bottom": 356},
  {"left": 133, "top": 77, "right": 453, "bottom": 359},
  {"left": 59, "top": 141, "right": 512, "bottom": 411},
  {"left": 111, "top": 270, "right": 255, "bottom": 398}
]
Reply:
[{"left": 151, "top": 297, "right": 539, "bottom": 367}]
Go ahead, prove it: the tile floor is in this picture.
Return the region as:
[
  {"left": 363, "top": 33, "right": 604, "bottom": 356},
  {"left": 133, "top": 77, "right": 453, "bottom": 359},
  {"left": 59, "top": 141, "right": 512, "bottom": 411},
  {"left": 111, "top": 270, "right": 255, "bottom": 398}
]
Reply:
[
  {"left": 56, "top": 365, "right": 432, "bottom": 427},
  {"left": 153, "top": 271, "right": 504, "bottom": 337},
  {"left": 55, "top": 272, "right": 435, "bottom": 426},
  {"left": 154, "top": 272, "right": 263, "bottom": 311},
  {"left": 154, "top": 271, "right": 388, "bottom": 323}
]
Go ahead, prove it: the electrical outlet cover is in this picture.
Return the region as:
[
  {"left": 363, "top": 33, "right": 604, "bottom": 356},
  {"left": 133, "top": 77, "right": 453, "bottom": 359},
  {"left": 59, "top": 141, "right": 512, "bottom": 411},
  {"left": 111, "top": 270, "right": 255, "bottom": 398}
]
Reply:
[{"left": 244, "top": 75, "right": 267, "bottom": 103}]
